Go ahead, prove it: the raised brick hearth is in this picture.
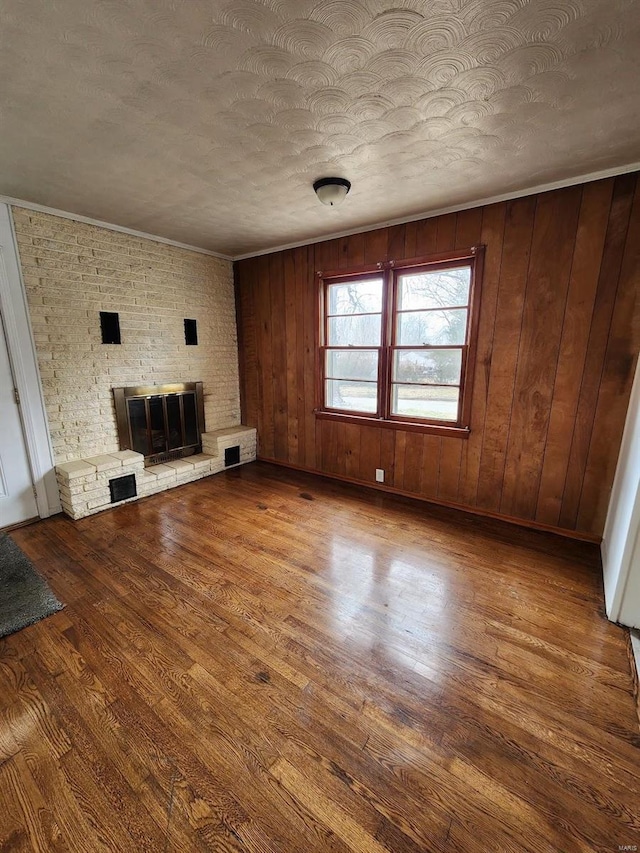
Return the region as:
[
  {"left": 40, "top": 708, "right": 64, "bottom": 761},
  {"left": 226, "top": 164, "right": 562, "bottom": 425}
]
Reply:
[{"left": 56, "top": 426, "right": 256, "bottom": 520}]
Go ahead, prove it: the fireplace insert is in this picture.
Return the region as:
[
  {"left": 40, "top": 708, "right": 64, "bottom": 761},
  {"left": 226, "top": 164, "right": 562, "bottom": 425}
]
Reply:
[{"left": 113, "top": 382, "right": 205, "bottom": 464}]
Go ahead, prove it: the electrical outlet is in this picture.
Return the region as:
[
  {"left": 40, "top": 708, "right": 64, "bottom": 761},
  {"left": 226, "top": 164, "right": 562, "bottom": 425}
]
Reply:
[{"left": 375, "top": 468, "right": 384, "bottom": 483}]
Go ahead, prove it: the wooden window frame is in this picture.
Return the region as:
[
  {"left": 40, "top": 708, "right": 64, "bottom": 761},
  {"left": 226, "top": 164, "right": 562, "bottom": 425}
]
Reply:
[{"left": 316, "top": 246, "right": 485, "bottom": 438}]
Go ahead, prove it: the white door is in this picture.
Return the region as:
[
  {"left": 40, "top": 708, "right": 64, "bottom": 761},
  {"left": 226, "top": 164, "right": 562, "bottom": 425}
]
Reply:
[
  {"left": 602, "top": 360, "right": 640, "bottom": 628},
  {"left": 0, "top": 310, "right": 38, "bottom": 527}
]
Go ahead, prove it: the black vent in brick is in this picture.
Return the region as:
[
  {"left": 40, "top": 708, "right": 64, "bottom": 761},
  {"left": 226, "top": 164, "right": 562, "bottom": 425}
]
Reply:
[
  {"left": 184, "top": 318, "right": 198, "bottom": 345},
  {"left": 109, "top": 473, "right": 137, "bottom": 503},
  {"left": 225, "top": 445, "right": 240, "bottom": 467},
  {"left": 100, "top": 311, "right": 121, "bottom": 344}
]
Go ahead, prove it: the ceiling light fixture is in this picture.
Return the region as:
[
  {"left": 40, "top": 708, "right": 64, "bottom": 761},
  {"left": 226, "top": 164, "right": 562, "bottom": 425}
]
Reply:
[{"left": 313, "top": 177, "right": 351, "bottom": 207}]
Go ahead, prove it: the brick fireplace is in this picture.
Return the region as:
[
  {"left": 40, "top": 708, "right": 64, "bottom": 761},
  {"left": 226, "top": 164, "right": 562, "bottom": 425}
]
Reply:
[{"left": 10, "top": 206, "right": 254, "bottom": 521}]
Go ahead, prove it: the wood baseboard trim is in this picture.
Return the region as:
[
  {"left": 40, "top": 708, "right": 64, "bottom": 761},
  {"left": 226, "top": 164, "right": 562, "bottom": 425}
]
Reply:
[{"left": 256, "top": 455, "right": 602, "bottom": 544}]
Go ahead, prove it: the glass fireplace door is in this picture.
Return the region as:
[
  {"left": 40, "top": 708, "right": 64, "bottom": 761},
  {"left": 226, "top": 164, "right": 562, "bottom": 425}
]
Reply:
[{"left": 113, "top": 383, "right": 204, "bottom": 462}]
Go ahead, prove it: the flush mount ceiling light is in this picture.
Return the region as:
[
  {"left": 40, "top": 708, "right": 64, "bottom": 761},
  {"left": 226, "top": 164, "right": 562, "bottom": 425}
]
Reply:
[{"left": 313, "top": 177, "right": 351, "bottom": 206}]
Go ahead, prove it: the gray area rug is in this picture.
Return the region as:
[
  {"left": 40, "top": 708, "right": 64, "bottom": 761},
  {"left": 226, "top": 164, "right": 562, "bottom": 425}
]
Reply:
[{"left": 0, "top": 532, "right": 64, "bottom": 638}]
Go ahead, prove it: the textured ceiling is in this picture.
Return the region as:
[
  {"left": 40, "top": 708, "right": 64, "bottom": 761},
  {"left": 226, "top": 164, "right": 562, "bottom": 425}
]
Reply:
[{"left": 1, "top": 0, "right": 639, "bottom": 257}]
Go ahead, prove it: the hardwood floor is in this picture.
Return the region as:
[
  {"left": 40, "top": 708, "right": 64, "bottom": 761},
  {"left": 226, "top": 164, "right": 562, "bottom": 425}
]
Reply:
[{"left": 1, "top": 462, "right": 639, "bottom": 852}]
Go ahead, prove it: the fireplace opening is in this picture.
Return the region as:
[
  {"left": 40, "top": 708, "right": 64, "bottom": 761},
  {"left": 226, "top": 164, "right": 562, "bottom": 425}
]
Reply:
[{"left": 113, "top": 382, "right": 205, "bottom": 464}]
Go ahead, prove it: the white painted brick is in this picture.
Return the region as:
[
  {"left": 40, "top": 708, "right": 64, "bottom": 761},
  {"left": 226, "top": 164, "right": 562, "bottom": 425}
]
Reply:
[
  {"left": 189, "top": 454, "right": 213, "bottom": 472},
  {"left": 146, "top": 464, "right": 177, "bottom": 481},
  {"left": 210, "top": 457, "right": 226, "bottom": 475},
  {"left": 56, "top": 460, "right": 98, "bottom": 481},
  {"left": 56, "top": 471, "right": 97, "bottom": 488},
  {"left": 12, "top": 205, "right": 239, "bottom": 465},
  {"left": 164, "top": 459, "right": 195, "bottom": 474},
  {"left": 23, "top": 204, "right": 257, "bottom": 519},
  {"left": 110, "top": 449, "right": 145, "bottom": 467},
  {"left": 176, "top": 474, "right": 199, "bottom": 486},
  {"left": 59, "top": 482, "right": 88, "bottom": 498},
  {"left": 87, "top": 496, "right": 111, "bottom": 510},
  {"left": 83, "top": 486, "right": 110, "bottom": 502},
  {"left": 85, "top": 454, "right": 123, "bottom": 472}
]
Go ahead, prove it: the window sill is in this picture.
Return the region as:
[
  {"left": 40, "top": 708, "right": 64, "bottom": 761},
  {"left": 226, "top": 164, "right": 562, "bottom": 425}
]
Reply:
[{"left": 314, "top": 409, "right": 470, "bottom": 438}]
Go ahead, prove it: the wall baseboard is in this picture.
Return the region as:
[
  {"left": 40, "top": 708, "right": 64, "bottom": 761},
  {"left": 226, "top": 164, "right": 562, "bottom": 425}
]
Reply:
[{"left": 256, "top": 455, "right": 602, "bottom": 545}]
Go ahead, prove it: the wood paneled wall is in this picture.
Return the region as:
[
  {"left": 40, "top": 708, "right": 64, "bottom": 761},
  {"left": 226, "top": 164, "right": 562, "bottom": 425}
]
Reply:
[{"left": 235, "top": 174, "right": 640, "bottom": 539}]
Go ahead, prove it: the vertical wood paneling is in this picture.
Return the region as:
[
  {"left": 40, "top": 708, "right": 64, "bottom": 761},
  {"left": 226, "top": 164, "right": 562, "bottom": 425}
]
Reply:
[
  {"left": 345, "top": 232, "right": 365, "bottom": 268},
  {"left": 501, "top": 186, "right": 582, "bottom": 519},
  {"left": 420, "top": 436, "right": 441, "bottom": 499},
  {"left": 293, "top": 247, "right": 308, "bottom": 468},
  {"left": 394, "top": 431, "right": 407, "bottom": 490},
  {"left": 236, "top": 175, "right": 640, "bottom": 538},
  {"left": 269, "top": 252, "right": 288, "bottom": 460},
  {"left": 403, "top": 432, "right": 424, "bottom": 494},
  {"left": 387, "top": 224, "right": 406, "bottom": 260},
  {"left": 358, "top": 426, "right": 381, "bottom": 483},
  {"left": 344, "top": 423, "right": 361, "bottom": 479},
  {"left": 415, "top": 217, "right": 439, "bottom": 255},
  {"left": 404, "top": 221, "right": 419, "bottom": 258},
  {"left": 476, "top": 196, "right": 537, "bottom": 511},
  {"left": 436, "top": 213, "right": 457, "bottom": 251},
  {"left": 535, "top": 181, "right": 613, "bottom": 526},
  {"left": 283, "top": 250, "right": 298, "bottom": 462},
  {"left": 559, "top": 174, "right": 637, "bottom": 530},
  {"left": 577, "top": 178, "right": 640, "bottom": 533},
  {"left": 379, "top": 429, "right": 395, "bottom": 487},
  {"left": 334, "top": 420, "right": 347, "bottom": 477},
  {"left": 454, "top": 207, "right": 483, "bottom": 248},
  {"left": 314, "top": 238, "right": 339, "bottom": 276},
  {"left": 255, "top": 255, "right": 274, "bottom": 458},
  {"left": 363, "top": 228, "right": 388, "bottom": 265},
  {"left": 320, "top": 418, "right": 337, "bottom": 475}
]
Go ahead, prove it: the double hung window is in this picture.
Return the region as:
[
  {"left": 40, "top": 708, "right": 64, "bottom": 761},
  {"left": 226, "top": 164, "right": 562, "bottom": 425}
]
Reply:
[{"left": 319, "top": 248, "right": 483, "bottom": 433}]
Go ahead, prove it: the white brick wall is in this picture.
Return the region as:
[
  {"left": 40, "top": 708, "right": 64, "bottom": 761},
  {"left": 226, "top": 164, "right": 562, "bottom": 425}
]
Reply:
[{"left": 12, "top": 207, "right": 241, "bottom": 463}]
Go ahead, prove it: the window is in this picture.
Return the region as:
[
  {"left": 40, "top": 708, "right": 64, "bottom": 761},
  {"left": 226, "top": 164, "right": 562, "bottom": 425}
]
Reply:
[{"left": 318, "top": 247, "right": 484, "bottom": 433}]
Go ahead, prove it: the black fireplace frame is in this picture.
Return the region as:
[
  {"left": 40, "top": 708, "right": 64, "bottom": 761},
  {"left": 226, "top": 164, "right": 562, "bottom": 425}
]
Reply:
[{"left": 113, "top": 382, "right": 205, "bottom": 464}]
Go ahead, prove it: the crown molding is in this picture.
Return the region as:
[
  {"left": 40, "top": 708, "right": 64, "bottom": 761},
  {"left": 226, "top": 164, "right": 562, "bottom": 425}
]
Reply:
[
  {"left": 232, "top": 160, "right": 640, "bottom": 261},
  {"left": 0, "top": 195, "right": 232, "bottom": 261},
  {"left": 4, "top": 159, "right": 639, "bottom": 263}
]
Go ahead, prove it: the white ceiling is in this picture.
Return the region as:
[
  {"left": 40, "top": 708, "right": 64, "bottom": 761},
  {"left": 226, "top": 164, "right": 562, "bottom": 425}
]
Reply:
[{"left": 1, "top": 0, "right": 639, "bottom": 258}]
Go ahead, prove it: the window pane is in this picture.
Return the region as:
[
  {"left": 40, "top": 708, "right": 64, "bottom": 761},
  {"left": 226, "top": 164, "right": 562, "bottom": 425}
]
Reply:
[
  {"left": 328, "top": 279, "right": 382, "bottom": 315},
  {"left": 328, "top": 314, "right": 381, "bottom": 346},
  {"left": 325, "top": 379, "right": 378, "bottom": 413},
  {"left": 393, "top": 349, "right": 462, "bottom": 385},
  {"left": 397, "top": 308, "right": 467, "bottom": 345},
  {"left": 398, "top": 267, "right": 471, "bottom": 310},
  {"left": 392, "top": 384, "right": 460, "bottom": 421},
  {"left": 326, "top": 349, "right": 378, "bottom": 381}
]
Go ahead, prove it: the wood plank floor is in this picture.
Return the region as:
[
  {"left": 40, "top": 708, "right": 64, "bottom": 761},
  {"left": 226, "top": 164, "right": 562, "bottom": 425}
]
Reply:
[{"left": 1, "top": 462, "right": 639, "bottom": 852}]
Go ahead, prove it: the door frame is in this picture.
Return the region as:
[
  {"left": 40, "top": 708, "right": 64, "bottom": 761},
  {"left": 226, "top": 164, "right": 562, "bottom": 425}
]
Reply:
[{"left": 0, "top": 203, "right": 60, "bottom": 518}]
